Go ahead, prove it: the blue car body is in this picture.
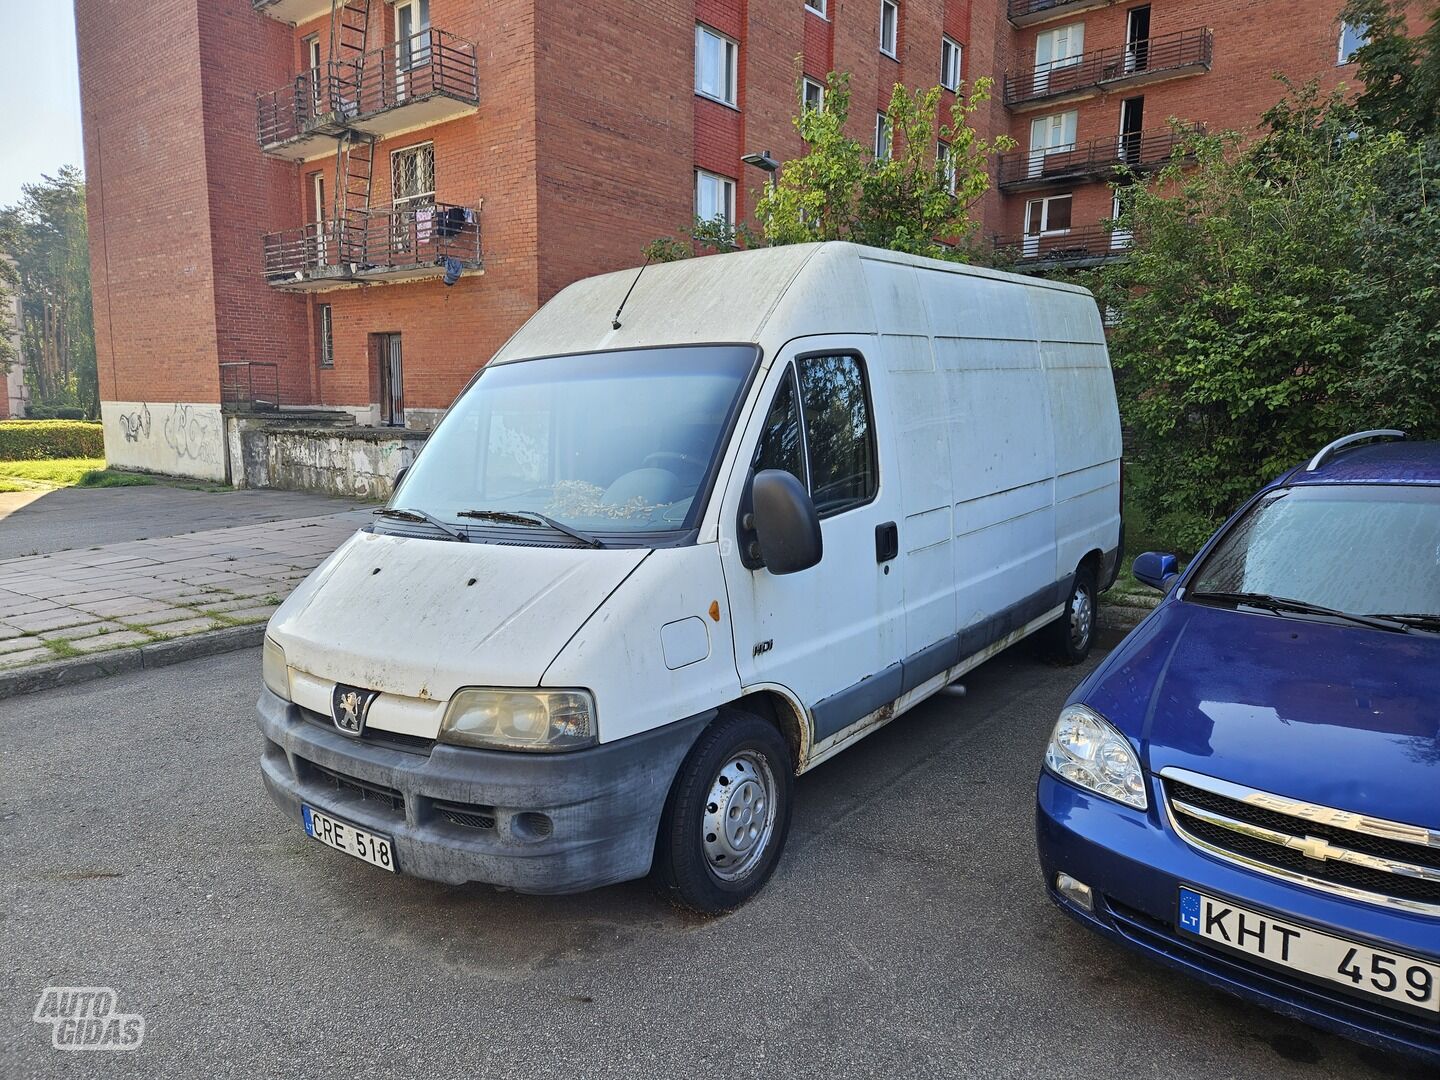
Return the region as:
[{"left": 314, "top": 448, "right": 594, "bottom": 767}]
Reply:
[{"left": 1037, "top": 439, "right": 1440, "bottom": 1063}]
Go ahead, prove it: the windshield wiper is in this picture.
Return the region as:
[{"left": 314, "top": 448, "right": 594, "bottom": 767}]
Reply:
[
  {"left": 1188, "top": 590, "right": 1411, "bottom": 634},
  {"left": 456, "top": 509, "right": 605, "bottom": 549},
  {"left": 1368, "top": 612, "right": 1440, "bottom": 633},
  {"left": 372, "top": 507, "right": 469, "bottom": 543}
]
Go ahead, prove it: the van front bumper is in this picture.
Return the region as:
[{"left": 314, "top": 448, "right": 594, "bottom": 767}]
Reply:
[
  {"left": 1036, "top": 772, "right": 1440, "bottom": 1066},
  {"left": 255, "top": 688, "right": 710, "bottom": 894}
]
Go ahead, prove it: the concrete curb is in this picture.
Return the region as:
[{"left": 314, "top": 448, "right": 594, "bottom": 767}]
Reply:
[{"left": 0, "top": 624, "right": 265, "bottom": 702}]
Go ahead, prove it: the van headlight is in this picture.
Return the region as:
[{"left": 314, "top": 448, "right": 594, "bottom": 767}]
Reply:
[
  {"left": 439, "top": 689, "right": 596, "bottom": 751},
  {"left": 262, "top": 636, "right": 292, "bottom": 702},
  {"left": 1045, "top": 704, "right": 1147, "bottom": 809}
]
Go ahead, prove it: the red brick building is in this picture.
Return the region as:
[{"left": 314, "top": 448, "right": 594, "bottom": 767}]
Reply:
[{"left": 74, "top": 0, "right": 1390, "bottom": 484}]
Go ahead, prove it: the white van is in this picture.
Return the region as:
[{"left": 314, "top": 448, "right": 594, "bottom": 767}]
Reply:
[{"left": 257, "top": 241, "right": 1122, "bottom": 912}]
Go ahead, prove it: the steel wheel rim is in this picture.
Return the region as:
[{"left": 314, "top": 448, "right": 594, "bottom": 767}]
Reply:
[
  {"left": 1070, "top": 582, "right": 1094, "bottom": 650},
  {"left": 701, "top": 750, "right": 778, "bottom": 882}
]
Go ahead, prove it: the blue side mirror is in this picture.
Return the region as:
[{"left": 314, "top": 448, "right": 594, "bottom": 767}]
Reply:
[{"left": 1133, "top": 551, "right": 1180, "bottom": 592}]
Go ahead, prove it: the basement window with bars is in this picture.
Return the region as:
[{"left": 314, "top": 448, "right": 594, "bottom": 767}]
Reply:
[{"left": 318, "top": 304, "right": 334, "bottom": 368}]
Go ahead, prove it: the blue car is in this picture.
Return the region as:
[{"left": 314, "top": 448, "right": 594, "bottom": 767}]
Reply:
[{"left": 1037, "top": 430, "right": 1440, "bottom": 1064}]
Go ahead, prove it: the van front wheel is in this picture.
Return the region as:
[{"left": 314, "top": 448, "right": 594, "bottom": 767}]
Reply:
[
  {"left": 654, "top": 710, "right": 793, "bottom": 915},
  {"left": 1048, "top": 564, "right": 1097, "bottom": 664}
]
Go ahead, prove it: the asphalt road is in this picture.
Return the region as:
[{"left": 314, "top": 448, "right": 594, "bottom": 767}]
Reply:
[{"left": 1, "top": 645, "right": 1428, "bottom": 1079}]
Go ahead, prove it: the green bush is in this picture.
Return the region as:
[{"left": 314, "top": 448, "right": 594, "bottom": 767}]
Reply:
[
  {"left": 0, "top": 420, "right": 105, "bottom": 460},
  {"left": 25, "top": 406, "right": 89, "bottom": 421}
]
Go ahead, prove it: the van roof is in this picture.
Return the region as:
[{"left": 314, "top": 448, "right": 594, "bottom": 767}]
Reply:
[{"left": 491, "top": 241, "right": 1094, "bottom": 364}]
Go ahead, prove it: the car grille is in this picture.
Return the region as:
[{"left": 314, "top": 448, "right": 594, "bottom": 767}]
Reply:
[
  {"left": 307, "top": 760, "right": 405, "bottom": 814},
  {"left": 430, "top": 800, "right": 497, "bottom": 831},
  {"left": 1162, "top": 770, "right": 1440, "bottom": 914},
  {"left": 299, "top": 707, "right": 434, "bottom": 755}
]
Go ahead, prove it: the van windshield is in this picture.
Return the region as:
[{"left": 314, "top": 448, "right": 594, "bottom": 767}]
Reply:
[{"left": 393, "top": 345, "right": 757, "bottom": 538}]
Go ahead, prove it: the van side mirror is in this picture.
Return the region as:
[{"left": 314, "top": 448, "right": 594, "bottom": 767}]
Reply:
[
  {"left": 392, "top": 465, "right": 410, "bottom": 493},
  {"left": 1133, "top": 551, "right": 1180, "bottom": 592},
  {"left": 751, "top": 470, "right": 822, "bottom": 575}
]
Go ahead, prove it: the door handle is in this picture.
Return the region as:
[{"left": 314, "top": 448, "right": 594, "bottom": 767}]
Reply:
[{"left": 875, "top": 521, "right": 899, "bottom": 564}]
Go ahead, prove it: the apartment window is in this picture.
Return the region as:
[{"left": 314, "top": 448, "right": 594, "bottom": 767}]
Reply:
[
  {"left": 1035, "top": 23, "right": 1084, "bottom": 70},
  {"left": 802, "top": 77, "right": 825, "bottom": 112},
  {"left": 1338, "top": 21, "right": 1369, "bottom": 64},
  {"left": 391, "top": 142, "right": 435, "bottom": 210},
  {"left": 304, "top": 35, "right": 323, "bottom": 114},
  {"left": 874, "top": 113, "right": 892, "bottom": 160},
  {"left": 695, "top": 25, "right": 739, "bottom": 106},
  {"left": 937, "top": 141, "right": 956, "bottom": 195},
  {"left": 805, "top": 0, "right": 826, "bottom": 15},
  {"left": 1025, "top": 193, "right": 1073, "bottom": 237},
  {"left": 940, "top": 36, "right": 962, "bottom": 91},
  {"left": 317, "top": 304, "right": 334, "bottom": 369},
  {"left": 1027, "top": 110, "right": 1078, "bottom": 177},
  {"left": 879, "top": 0, "right": 899, "bottom": 58},
  {"left": 695, "top": 169, "right": 736, "bottom": 225}
]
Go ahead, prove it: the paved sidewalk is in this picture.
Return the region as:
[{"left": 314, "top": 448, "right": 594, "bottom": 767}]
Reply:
[{"left": 0, "top": 511, "right": 367, "bottom": 672}]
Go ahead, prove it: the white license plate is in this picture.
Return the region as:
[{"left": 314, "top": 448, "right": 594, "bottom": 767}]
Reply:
[
  {"left": 302, "top": 804, "right": 396, "bottom": 873},
  {"left": 1178, "top": 887, "right": 1438, "bottom": 1013}
]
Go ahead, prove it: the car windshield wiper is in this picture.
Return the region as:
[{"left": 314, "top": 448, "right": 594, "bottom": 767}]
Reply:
[
  {"left": 456, "top": 509, "right": 605, "bottom": 549},
  {"left": 1368, "top": 612, "right": 1440, "bottom": 633},
  {"left": 1188, "top": 590, "right": 1410, "bottom": 634},
  {"left": 372, "top": 507, "right": 469, "bottom": 543}
]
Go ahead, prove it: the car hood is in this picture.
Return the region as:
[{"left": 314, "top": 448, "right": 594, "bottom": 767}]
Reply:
[
  {"left": 1080, "top": 601, "right": 1440, "bottom": 827},
  {"left": 267, "top": 530, "right": 649, "bottom": 701}
]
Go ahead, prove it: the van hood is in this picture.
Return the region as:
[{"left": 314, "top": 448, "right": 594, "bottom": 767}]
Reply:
[
  {"left": 1079, "top": 602, "right": 1440, "bottom": 827},
  {"left": 268, "top": 530, "right": 649, "bottom": 701}
]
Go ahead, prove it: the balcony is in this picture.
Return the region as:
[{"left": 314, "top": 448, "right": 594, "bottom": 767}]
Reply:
[
  {"left": 220, "top": 363, "right": 280, "bottom": 412},
  {"left": 1004, "top": 28, "right": 1213, "bottom": 111},
  {"left": 258, "top": 30, "right": 479, "bottom": 160},
  {"left": 1008, "top": 0, "right": 1115, "bottom": 28},
  {"left": 263, "top": 203, "right": 483, "bottom": 291},
  {"left": 253, "top": 0, "right": 332, "bottom": 25},
  {"left": 996, "top": 125, "right": 1203, "bottom": 192},
  {"left": 993, "top": 224, "right": 1130, "bottom": 271}
]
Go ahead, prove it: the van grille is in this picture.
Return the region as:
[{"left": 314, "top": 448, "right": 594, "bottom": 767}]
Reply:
[
  {"left": 307, "top": 760, "right": 405, "bottom": 815},
  {"left": 431, "top": 800, "right": 496, "bottom": 831},
  {"left": 1162, "top": 770, "right": 1440, "bottom": 914},
  {"left": 300, "top": 707, "right": 434, "bottom": 755}
]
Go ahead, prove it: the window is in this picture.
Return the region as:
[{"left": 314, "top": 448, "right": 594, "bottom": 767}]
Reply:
[
  {"left": 391, "top": 142, "right": 435, "bottom": 210},
  {"left": 874, "top": 112, "right": 891, "bottom": 160},
  {"left": 695, "top": 169, "right": 736, "bottom": 225},
  {"left": 1035, "top": 23, "right": 1084, "bottom": 85},
  {"left": 754, "top": 367, "right": 806, "bottom": 488},
  {"left": 796, "top": 354, "right": 877, "bottom": 516},
  {"left": 879, "top": 0, "right": 898, "bottom": 58},
  {"left": 695, "top": 25, "right": 739, "bottom": 106},
  {"left": 1339, "top": 21, "right": 1368, "bottom": 64},
  {"left": 395, "top": 0, "right": 432, "bottom": 69},
  {"left": 1026, "top": 193, "right": 1072, "bottom": 234},
  {"left": 940, "top": 36, "right": 962, "bottom": 91},
  {"left": 1027, "top": 110, "right": 1078, "bottom": 177},
  {"left": 317, "top": 304, "right": 334, "bottom": 368},
  {"left": 304, "top": 35, "right": 323, "bottom": 114},
  {"left": 937, "top": 141, "right": 956, "bottom": 195},
  {"left": 805, "top": 0, "right": 826, "bottom": 15},
  {"left": 802, "top": 76, "right": 825, "bottom": 112}
]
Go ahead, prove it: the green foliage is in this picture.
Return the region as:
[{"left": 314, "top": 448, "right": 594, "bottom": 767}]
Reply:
[
  {"left": 0, "top": 167, "right": 97, "bottom": 417},
  {"left": 1340, "top": 0, "right": 1440, "bottom": 136},
  {"left": 0, "top": 420, "right": 105, "bottom": 460},
  {"left": 645, "top": 70, "right": 1013, "bottom": 261},
  {"left": 1093, "top": 84, "right": 1440, "bottom": 551}
]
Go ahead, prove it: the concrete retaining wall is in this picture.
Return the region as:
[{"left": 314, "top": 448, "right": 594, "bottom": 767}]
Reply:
[
  {"left": 101, "top": 401, "right": 229, "bottom": 482},
  {"left": 227, "top": 418, "right": 427, "bottom": 500}
]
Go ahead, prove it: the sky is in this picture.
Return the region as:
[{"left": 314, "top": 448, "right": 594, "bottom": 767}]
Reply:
[{"left": 0, "top": 2, "right": 85, "bottom": 207}]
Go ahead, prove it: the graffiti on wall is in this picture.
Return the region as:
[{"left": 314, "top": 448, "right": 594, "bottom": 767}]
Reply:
[
  {"left": 162, "top": 404, "right": 221, "bottom": 465},
  {"left": 118, "top": 404, "right": 152, "bottom": 443}
]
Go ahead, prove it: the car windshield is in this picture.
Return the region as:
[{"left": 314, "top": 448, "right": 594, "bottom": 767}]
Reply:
[
  {"left": 1190, "top": 485, "right": 1440, "bottom": 618},
  {"left": 392, "top": 345, "right": 757, "bottom": 536}
]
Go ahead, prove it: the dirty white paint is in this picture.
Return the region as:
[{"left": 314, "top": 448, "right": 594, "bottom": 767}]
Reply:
[
  {"left": 101, "top": 400, "right": 228, "bottom": 482},
  {"left": 226, "top": 417, "right": 427, "bottom": 499}
]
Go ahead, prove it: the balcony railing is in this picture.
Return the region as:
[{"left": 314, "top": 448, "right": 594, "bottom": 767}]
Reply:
[
  {"left": 220, "top": 363, "right": 281, "bottom": 411},
  {"left": 253, "top": 0, "right": 332, "bottom": 24},
  {"left": 996, "top": 125, "right": 1204, "bottom": 191},
  {"left": 1007, "top": 0, "right": 1113, "bottom": 28},
  {"left": 1004, "top": 28, "right": 1213, "bottom": 109},
  {"left": 258, "top": 30, "right": 479, "bottom": 158},
  {"left": 263, "top": 202, "right": 483, "bottom": 290},
  {"left": 992, "top": 224, "right": 1130, "bottom": 270}
]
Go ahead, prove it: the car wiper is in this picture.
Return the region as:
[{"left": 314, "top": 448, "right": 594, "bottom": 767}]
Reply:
[
  {"left": 372, "top": 507, "right": 469, "bottom": 543},
  {"left": 1189, "top": 590, "right": 1410, "bottom": 634},
  {"left": 456, "top": 509, "right": 605, "bottom": 549},
  {"left": 1368, "top": 612, "right": 1440, "bottom": 633}
]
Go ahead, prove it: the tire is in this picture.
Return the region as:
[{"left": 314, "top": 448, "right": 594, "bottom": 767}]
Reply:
[
  {"left": 1048, "top": 563, "right": 1097, "bottom": 664},
  {"left": 653, "top": 709, "right": 794, "bottom": 915}
]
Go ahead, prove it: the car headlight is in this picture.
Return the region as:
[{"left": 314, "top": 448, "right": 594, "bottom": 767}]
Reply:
[
  {"left": 1045, "top": 704, "right": 1147, "bottom": 809},
  {"left": 262, "top": 636, "right": 291, "bottom": 702},
  {"left": 439, "top": 689, "right": 596, "bottom": 751}
]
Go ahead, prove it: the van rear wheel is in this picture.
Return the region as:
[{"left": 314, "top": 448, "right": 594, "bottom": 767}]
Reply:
[
  {"left": 653, "top": 709, "right": 793, "bottom": 915},
  {"left": 1048, "top": 564, "right": 1097, "bottom": 664}
]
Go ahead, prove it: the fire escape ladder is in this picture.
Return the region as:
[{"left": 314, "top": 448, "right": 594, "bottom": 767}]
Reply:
[
  {"left": 333, "top": 131, "right": 377, "bottom": 265},
  {"left": 330, "top": 0, "right": 370, "bottom": 63}
]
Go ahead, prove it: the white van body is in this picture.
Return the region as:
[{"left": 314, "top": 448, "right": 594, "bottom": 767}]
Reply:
[{"left": 257, "top": 242, "right": 1122, "bottom": 903}]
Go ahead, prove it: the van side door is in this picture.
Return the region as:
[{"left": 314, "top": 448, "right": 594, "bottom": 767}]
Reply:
[{"left": 719, "top": 340, "right": 905, "bottom": 754}]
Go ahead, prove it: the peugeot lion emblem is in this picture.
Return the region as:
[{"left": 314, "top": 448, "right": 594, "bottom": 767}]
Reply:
[{"left": 331, "top": 684, "right": 379, "bottom": 737}]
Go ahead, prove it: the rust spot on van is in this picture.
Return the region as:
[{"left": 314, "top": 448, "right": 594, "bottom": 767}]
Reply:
[{"left": 418, "top": 686, "right": 432, "bottom": 701}]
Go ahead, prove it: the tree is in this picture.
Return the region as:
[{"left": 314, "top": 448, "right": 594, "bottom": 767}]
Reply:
[
  {"left": 645, "top": 71, "right": 1012, "bottom": 261},
  {"left": 1340, "top": 0, "right": 1440, "bottom": 136},
  {"left": 0, "top": 167, "right": 98, "bottom": 417},
  {"left": 1092, "top": 84, "right": 1440, "bottom": 550}
]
